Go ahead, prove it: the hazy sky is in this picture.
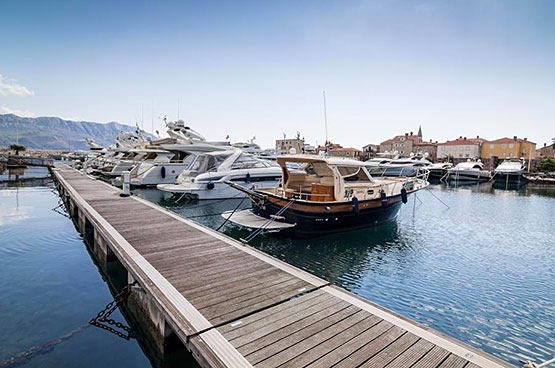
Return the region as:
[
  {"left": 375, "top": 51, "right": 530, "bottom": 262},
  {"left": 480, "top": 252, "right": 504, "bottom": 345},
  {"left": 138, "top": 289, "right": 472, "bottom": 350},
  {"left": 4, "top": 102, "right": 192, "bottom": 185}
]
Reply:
[{"left": 1, "top": 0, "right": 554, "bottom": 148}]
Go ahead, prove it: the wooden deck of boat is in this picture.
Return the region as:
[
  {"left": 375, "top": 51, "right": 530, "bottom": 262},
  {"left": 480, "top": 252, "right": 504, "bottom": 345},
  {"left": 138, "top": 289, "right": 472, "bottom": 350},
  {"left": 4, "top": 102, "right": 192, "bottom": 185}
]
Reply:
[{"left": 51, "top": 166, "right": 514, "bottom": 368}]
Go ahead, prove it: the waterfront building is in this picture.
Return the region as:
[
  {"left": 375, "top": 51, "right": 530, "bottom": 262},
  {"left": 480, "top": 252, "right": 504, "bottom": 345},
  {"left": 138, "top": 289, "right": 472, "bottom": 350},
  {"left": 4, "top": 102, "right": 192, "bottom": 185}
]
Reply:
[
  {"left": 328, "top": 147, "right": 362, "bottom": 158},
  {"left": 276, "top": 133, "right": 305, "bottom": 155},
  {"left": 379, "top": 128, "right": 423, "bottom": 155},
  {"left": 414, "top": 140, "right": 438, "bottom": 161},
  {"left": 437, "top": 136, "right": 488, "bottom": 159},
  {"left": 362, "top": 143, "right": 379, "bottom": 155},
  {"left": 481, "top": 136, "right": 536, "bottom": 159},
  {"left": 536, "top": 140, "right": 555, "bottom": 158}
]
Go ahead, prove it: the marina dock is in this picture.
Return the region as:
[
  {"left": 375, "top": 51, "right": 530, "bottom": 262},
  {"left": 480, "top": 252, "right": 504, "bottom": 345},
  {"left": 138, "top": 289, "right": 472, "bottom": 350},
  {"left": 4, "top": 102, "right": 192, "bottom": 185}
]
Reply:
[{"left": 51, "top": 165, "right": 514, "bottom": 368}]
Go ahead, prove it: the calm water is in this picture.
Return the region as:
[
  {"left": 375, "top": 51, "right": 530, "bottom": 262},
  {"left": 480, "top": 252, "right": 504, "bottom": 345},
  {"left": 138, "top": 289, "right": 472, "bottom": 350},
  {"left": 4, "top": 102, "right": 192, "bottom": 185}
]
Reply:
[{"left": 1, "top": 168, "right": 553, "bottom": 367}]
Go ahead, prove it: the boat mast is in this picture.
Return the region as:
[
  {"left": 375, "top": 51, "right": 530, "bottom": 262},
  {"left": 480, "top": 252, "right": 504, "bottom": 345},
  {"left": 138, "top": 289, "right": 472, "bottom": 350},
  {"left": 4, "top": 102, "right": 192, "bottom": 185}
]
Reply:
[{"left": 323, "top": 90, "right": 329, "bottom": 155}]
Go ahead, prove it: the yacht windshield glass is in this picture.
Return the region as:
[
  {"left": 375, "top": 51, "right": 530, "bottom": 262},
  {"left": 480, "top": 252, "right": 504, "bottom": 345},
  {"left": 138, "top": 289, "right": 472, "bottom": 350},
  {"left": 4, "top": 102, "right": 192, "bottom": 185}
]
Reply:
[
  {"left": 338, "top": 166, "right": 371, "bottom": 182},
  {"left": 231, "top": 155, "right": 269, "bottom": 169}
]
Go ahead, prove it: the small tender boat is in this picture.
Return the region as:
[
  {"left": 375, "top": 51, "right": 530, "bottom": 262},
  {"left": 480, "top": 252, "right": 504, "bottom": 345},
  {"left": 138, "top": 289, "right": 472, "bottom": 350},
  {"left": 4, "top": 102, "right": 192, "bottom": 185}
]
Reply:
[
  {"left": 157, "top": 150, "right": 282, "bottom": 199},
  {"left": 447, "top": 159, "right": 491, "bottom": 182},
  {"left": 494, "top": 158, "right": 527, "bottom": 186},
  {"left": 427, "top": 162, "right": 453, "bottom": 179},
  {"left": 224, "top": 155, "right": 429, "bottom": 235}
]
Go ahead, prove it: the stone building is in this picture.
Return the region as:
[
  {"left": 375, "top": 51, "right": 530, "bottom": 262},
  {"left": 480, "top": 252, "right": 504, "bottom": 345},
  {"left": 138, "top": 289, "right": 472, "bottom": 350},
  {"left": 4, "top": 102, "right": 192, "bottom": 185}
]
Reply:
[
  {"left": 414, "top": 141, "right": 438, "bottom": 161},
  {"left": 276, "top": 134, "right": 305, "bottom": 155},
  {"left": 536, "top": 141, "right": 555, "bottom": 158},
  {"left": 379, "top": 129, "right": 423, "bottom": 155}
]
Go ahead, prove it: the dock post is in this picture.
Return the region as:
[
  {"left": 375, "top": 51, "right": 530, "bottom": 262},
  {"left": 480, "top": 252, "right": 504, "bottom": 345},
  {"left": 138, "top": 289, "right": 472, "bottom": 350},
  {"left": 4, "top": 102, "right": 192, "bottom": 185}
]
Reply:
[{"left": 121, "top": 171, "right": 130, "bottom": 197}]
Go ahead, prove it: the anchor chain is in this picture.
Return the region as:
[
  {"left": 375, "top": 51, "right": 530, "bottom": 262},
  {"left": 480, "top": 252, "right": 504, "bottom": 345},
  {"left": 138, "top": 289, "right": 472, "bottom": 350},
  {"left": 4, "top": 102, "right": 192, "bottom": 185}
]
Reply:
[{"left": 89, "top": 281, "right": 138, "bottom": 340}]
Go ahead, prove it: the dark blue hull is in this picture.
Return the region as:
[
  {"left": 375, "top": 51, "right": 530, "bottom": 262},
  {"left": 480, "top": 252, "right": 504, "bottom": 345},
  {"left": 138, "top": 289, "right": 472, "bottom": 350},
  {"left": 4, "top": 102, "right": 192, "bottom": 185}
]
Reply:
[{"left": 252, "top": 198, "right": 404, "bottom": 235}]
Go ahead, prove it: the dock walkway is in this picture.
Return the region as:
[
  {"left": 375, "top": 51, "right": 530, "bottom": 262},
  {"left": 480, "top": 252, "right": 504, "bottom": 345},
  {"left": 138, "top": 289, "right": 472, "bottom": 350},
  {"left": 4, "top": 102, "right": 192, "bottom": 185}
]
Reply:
[{"left": 51, "top": 166, "right": 513, "bottom": 368}]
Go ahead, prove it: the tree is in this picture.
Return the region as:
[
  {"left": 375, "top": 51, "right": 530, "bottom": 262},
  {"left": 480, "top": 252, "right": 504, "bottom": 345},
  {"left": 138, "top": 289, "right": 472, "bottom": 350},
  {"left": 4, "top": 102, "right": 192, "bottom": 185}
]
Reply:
[
  {"left": 9, "top": 144, "right": 26, "bottom": 155},
  {"left": 536, "top": 158, "right": 555, "bottom": 173}
]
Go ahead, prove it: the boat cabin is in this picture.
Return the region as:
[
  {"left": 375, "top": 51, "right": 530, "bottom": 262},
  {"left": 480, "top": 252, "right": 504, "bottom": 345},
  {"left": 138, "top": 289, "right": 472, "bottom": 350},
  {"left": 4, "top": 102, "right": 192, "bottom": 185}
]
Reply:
[{"left": 273, "top": 155, "right": 390, "bottom": 202}]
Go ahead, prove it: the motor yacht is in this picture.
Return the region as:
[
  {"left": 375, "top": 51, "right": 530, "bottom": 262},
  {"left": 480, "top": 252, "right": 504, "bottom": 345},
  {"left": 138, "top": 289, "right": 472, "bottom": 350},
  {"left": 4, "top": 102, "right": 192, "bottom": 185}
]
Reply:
[
  {"left": 369, "top": 156, "right": 431, "bottom": 177},
  {"left": 494, "top": 158, "right": 527, "bottom": 185},
  {"left": 427, "top": 162, "right": 453, "bottom": 179},
  {"left": 224, "top": 155, "right": 429, "bottom": 235},
  {"left": 447, "top": 159, "right": 492, "bottom": 182},
  {"left": 157, "top": 150, "right": 282, "bottom": 199}
]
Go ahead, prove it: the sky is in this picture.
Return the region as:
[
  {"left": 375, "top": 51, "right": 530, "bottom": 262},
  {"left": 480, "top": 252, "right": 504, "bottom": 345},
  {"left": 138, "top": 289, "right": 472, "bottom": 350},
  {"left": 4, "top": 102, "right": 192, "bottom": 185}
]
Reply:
[{"left": 1, "top": 0, "right": 554, "bottom": 149}]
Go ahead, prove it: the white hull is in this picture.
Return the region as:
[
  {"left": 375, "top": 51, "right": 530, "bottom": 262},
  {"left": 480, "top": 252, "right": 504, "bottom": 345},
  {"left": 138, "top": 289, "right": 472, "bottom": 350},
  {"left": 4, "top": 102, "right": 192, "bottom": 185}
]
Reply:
[
  {"left": 158, "top": 180, "right": 280, "bottom": 200},
  {"left": 130, "top": 163, "right": 191, "bottom": 186}
]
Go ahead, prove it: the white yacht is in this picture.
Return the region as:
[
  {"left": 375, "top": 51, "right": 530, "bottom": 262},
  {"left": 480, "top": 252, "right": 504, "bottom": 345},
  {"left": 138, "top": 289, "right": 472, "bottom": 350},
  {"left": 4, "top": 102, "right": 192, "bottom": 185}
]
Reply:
[
  {"left": 427, "top": 162, "right": 453, "bottom": 179},
  {"left": 364, "top": 157, "right": 393, "bottom": 168},
  {"left": 494, "top": 158, "right": 526, "bottom": 185},
  {"left": 448, "top": 159, "right": 492, "bottom": 182},
  {"left": 157, "top": 150, "right": 282, "bottom": 199},
  {"left": 370, "top": 156, "right": 431, "bottom": 177}
]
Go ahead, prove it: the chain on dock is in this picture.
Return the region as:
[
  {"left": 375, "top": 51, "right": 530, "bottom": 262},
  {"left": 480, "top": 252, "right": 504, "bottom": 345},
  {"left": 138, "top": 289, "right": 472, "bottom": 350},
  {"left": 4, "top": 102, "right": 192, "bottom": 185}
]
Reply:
[{"left": 88, "top": 281, "right": 138, "bottom": 340}]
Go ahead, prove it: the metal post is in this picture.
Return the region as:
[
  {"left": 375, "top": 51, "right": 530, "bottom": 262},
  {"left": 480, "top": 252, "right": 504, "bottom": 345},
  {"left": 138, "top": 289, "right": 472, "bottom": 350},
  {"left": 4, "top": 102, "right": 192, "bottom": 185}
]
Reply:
[{"left": 121, "top": 171, "right": 130, "bottom": 197}]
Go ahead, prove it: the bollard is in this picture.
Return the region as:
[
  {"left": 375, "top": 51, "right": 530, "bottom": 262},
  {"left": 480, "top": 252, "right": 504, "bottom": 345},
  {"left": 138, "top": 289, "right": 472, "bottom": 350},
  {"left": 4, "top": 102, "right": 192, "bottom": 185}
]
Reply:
[{"left": 120, "top": 171, "right": 130, "bottom": 197}]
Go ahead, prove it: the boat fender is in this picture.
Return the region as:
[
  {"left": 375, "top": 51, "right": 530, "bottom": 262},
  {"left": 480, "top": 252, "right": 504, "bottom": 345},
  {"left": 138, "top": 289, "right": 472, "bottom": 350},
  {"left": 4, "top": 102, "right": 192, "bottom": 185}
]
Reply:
[
  {"left": 161, "top": 166, "right": 166, "bottom": 178},
  {"left": 401, "top": 187, "right": 408, "bottom": 204},
  {"left": 207, "top": 182, "right": 215, "bottom": 190},
  {"left": 352, "top": 197, "right": 360, "bottom": 214},
  {"left": 380, "top": 190, "right": 387, "bottom": 207},
  {"left": 246, "top": 172, "right": 251, "bottom": 184}
]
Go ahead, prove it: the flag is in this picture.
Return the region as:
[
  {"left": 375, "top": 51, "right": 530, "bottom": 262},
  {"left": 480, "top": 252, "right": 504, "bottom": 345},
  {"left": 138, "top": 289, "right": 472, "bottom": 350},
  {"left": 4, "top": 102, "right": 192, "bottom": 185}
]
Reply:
[{"left": 225, "top": 134, "right": 230, "bottom": 140}]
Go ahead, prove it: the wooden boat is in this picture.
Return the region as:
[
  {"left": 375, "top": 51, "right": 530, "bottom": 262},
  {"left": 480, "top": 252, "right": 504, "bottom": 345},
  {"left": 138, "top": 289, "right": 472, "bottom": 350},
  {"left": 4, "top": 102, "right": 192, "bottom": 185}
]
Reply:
[{"left": 225, "top": 155, "right": 429, "bottom": 235}]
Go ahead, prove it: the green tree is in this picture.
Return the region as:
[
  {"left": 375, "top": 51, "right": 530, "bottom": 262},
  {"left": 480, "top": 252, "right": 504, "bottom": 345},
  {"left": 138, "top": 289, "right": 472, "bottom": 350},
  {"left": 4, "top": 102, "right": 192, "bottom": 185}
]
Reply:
[
  {"left": 9, "top": 144, "right": 26, "bottom": 155},
  {"left": 536, "top": 158, "right": 555, "bottom": 173}
]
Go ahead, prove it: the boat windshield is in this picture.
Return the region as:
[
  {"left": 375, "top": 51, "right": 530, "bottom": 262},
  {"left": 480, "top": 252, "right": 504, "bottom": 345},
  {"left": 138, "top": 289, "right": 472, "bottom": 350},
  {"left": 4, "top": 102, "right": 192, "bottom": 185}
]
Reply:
[
  {"left": 337, "top": 166, "right": 372, "bottom": 182},
  {"left": 231, "top": 155, "right": 275, "bottom": 169}
]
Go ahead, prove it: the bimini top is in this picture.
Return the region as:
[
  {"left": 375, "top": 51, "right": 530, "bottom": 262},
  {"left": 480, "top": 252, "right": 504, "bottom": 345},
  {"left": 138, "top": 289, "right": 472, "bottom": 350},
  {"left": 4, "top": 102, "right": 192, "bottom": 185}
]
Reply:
[{"left": 276, "top": 154, "right": 366, "bottom": 167}]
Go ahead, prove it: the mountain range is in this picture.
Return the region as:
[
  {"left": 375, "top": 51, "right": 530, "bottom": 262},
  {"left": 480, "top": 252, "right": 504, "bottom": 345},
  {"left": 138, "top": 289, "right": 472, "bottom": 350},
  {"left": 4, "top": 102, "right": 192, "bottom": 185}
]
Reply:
[{"left": 0, "top": 114, "right": 151, "bottom": 151}]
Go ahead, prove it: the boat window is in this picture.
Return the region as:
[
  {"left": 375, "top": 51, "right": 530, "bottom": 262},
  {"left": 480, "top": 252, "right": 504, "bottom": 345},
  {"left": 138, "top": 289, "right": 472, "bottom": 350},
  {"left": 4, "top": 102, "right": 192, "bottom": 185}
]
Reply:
[
  {"left": 190, "top": 155, "right": 207, "bottom": 172},
  {"left": 207, "top": 156, "right": 218, "bottom": 171},
  {"left": 338, "top": 166, "right": 371, "bottom": 182},
  {"left": 182, "top": 154, "right": 196, "bottom": 168},
  {"left": 231, "top": 155, "right": 267, "bottom": 169}
]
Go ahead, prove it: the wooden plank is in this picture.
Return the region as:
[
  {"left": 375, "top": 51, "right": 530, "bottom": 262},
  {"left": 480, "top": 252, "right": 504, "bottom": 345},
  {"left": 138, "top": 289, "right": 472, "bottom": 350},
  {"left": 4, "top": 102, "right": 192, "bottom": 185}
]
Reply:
[
  {"left": 358, "top": 332, "right": 420, "bottom": 368},
  {"left": 254, "top": 310, "right": 370, "bottom": 368},
  {"left": 332, "top": 326, "right": 405, "bottom": 368},
  {"left": 278, "top": 314, "right": 382, "bottom": 368},
  {"left": 208, "top": 280, "right": 316, "bottom": 324},
  {"left": 385, "top": 338, "right": 435, "bottom": 368},
  {"left": 305, "top": 320, "right": 394, "bottom": 368},
  {"left": 227, "top": 293, "right": 340, "bottom": 346},
  {"left": 323, "top": 286, "right": 511, "bottom": 368},
  {"left": 438, "top": 354, "right": 469, "bottom": 368},
  {"left": 192, "top": 274, "right": 296, "bottom": 309},
  {"left": 237, "top": 300, "right": 353, "bottom": 357},
  {"left": 410, "top": 346, "right": 452, "bottom": 368},
  {"left": 244, "top": 305, "right": 360, "bottom": 365}
]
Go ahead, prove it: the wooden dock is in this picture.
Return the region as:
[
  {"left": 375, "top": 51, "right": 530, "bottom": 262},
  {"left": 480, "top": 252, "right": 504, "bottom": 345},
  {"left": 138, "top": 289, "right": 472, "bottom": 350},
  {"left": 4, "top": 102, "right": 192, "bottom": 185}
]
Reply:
[{"left": 51, "top": 165, "right": 514, "bottom": 368}]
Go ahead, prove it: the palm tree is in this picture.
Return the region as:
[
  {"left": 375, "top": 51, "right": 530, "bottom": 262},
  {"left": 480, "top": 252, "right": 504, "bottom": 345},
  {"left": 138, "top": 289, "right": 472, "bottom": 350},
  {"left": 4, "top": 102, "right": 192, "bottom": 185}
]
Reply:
[{"left": 9, "top": 144, "right": 26, "bottom": 155}]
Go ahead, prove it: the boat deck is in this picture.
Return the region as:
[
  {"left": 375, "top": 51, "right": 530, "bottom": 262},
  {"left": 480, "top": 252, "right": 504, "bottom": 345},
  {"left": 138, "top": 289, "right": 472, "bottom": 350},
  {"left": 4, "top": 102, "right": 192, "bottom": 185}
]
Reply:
[{"left": 51, "top": 165, "right": 514, "bottom": 368}]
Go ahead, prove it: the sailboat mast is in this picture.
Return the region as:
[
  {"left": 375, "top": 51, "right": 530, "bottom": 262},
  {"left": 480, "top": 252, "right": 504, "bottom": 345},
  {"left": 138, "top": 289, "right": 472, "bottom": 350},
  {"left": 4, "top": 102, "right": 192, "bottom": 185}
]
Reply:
[{"left": 323, "top": 90, "right": 328, "bottom": 145}]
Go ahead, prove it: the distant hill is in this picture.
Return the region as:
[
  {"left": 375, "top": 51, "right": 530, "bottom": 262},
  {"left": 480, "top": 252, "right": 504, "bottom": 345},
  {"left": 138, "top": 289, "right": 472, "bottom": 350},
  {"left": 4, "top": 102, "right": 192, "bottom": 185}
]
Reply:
[{"left": 0, "top": 114, "right": 152, "bottom": 151}]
